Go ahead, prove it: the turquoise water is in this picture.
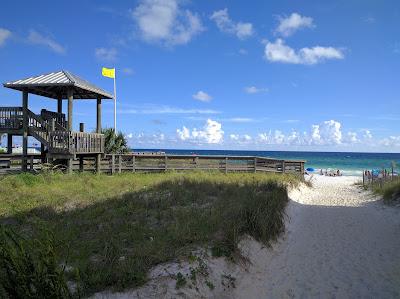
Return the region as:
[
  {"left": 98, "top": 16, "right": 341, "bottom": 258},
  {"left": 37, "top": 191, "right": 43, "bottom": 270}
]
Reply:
[{"left": 137, "top": 149, "right": 400, "bottom": 176}]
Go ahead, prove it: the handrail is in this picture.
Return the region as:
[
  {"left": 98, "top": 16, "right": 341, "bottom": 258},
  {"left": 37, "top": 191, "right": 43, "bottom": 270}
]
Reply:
[
  {"left": 0, "top": 107, "right": 23, "bottom": 129},
  {"left": 49, "top": 131, "right": 104, "bottom": 154}
]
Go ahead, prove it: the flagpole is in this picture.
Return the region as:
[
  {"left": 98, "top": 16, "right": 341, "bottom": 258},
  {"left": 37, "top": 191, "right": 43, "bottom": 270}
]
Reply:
[{"left": 113, "top": 69, "right": 117, "bottom": 133}]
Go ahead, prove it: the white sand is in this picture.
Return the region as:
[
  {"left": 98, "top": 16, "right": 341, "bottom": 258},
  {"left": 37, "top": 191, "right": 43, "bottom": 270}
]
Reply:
[{"left": 93, "top": 175, "right": 400, "bottom": 299}]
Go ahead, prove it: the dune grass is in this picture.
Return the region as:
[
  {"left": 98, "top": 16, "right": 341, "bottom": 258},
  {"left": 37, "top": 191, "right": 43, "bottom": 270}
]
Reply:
[
  {"left": 370, "top": 178, "right": 400, "bottom": 203},
  {"left": 0, "top": 171, "right": 300, "bottom": 297}
]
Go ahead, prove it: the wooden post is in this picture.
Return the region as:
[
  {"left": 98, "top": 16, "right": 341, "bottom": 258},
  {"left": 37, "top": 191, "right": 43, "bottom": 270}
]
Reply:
[
  {"left": 282, "top": 160, "right": 286, "bottom": 173},
  {"left": 41, "top": 143, "right": 46, "bottom": 164},
  {"left": 164, "top": 156, "right": 168, "bottom": 172},
  {"left": 29, "top": 156, "right": 34, "bottom": 171},
  {"left": 22, "top": 90, "right": 28, "bottom": 171},
  {"left": 78, "top": 124, "right": 84, "bottom": 172},
  {"left": 132, "top": 155, "right": 136, "bottom": 172},
  {"left": 7, "top": 134, "right": 12, "bottom": 154},
  {"left": 111, "top": 154, "right": 115, "bottom": 174},
  {"left": 118, "top": 155, "right": 122, "bottom": 173},
  {"left": 67, "top": 158, "right": 73, "bottom": 174},
  {"left": 67, "top": 89, "right": 73, "bottom": 131},
  {"left": 195, "top": 156, "right": 199, "bottom": 169},
  {"left": 96, "top": 97, "right": 102, "bottom": 173},
  {"left": 67, "top": 89, "right": 74, "bottom": 174},
  {"left": 225, "top": 157, "right": 228, "bottom": 174},
  {"left": 254, "top": 157, "right": 257, "bottom": 173},
  {"left": 57, "top": 95, "right": 62, "bottom": 114}
]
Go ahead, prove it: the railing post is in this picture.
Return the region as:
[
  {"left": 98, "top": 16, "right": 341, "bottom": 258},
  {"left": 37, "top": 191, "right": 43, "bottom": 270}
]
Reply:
[
  {"left": 111, "top": 154, "right": 115, "bottom": 174},
  {"left": 282, "top": 160, "right": 285, "bottom": 173},
  {"left": 195, "top": 156, "right": 199, "bottom": 169},
  {"left": 118, "top": 155, "right": 122, "bottom": 173},
  {"left": 132, "top": 155, "right": 136, "bottom": 172},
  {"left": 165, "top": 156, "right": 168, "bottom": 172},
  {"left": 254, "top": 157, "right": 257, "bottom": 173},
  {"left": 30, "top": 156, "right": 34, "bottom": 171},
  {"left": 225, "top": 157, "right": 228, "bottom": 174}
]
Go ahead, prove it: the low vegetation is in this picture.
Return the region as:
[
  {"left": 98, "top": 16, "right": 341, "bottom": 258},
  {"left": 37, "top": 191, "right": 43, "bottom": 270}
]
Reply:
[
  {"left": 370, "top": 178, "right": 400, "bottom": 203},
  {"left": 0, "top": 171, "right": 300, "bottom": 297}
]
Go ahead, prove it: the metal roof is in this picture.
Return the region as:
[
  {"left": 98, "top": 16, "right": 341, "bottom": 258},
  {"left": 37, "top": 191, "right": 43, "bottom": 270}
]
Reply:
[{"left": 3, "top": 70, "right": 113, "bottom": 99}]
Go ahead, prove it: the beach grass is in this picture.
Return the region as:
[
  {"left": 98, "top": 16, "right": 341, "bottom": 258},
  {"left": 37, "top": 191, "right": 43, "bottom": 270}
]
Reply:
[
  {"left": 0, "top": 171, "right": 300, "bottom": 296},
  {"left": 371, "top": 178, "right": 400, "bottom": 203}
]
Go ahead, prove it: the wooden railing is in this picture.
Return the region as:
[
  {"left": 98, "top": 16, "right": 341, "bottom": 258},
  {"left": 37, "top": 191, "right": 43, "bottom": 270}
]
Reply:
[
  {"left": 48, "top": 131, "right": 104, "bottom": 154},
  {"left": 0, "top": 107, "right": 23, "bottom": 130},
  {"left": 40, "top": 109, "right": 67, "bottom": 130},
  {"left": 71, "top": 154, "right": 305, "bottom": 175}
]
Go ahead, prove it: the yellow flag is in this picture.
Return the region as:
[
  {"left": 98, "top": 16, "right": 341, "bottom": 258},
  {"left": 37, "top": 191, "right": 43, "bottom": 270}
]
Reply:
[{"left": 102, "top": 67, "right": 115, "bottom": 79}]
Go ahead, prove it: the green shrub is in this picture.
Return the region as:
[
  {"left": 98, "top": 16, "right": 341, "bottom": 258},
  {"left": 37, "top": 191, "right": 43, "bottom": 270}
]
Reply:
[{"left": 0, "top": 226, "right": 75, "bottom": 298}]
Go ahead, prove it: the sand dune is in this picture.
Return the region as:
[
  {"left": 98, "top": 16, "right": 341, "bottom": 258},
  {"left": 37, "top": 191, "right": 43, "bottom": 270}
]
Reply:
[{"left": 94, "top": 175, "right": 400, "bottom": 299}]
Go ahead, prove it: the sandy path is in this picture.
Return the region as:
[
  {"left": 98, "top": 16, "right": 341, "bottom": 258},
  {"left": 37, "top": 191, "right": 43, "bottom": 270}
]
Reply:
[{"left": 232, "top": 176, "right": 400, "bottom": 298}]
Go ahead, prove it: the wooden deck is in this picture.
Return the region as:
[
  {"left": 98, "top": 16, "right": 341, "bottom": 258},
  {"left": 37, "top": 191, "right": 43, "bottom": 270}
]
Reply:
[
  {"left": 0, "top": 153, "right": 305, "bottom": 175},
  {"left": 0, "top": 106, "right": 104, "bottom": 155}
]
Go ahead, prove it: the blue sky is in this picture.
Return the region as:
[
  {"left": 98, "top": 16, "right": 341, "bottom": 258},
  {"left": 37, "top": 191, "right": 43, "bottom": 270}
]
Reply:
[{"left": 0, "top": 0, "right": 399, "bottom": 152}]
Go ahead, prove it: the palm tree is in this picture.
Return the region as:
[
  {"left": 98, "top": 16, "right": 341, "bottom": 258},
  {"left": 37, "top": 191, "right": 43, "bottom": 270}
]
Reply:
[{"left": 101, "top": 128, "right": 130, "bottom": 154}]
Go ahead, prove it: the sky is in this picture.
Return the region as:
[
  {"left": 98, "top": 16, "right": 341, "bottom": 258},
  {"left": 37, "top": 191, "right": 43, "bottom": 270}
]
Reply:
[{"left": 0, "top": 0, "right": 399, "bottom": 152}]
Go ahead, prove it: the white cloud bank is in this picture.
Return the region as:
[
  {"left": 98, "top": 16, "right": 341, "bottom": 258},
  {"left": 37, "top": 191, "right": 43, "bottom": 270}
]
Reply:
[
  {"left": 210, "top": 8, "right": 253, "bottom": 40},
  {"left": 192, "top": 91, "right": 212, "bottom": 102},
  {"left": 275, "top": 13, "right": 314, "bottom": 37},
  {"left": 0, "top": 28, "right": 11, "bottom": 47},
  {"left": 264, "top": 39, "right": 344, "bottom": 65},
  {"left": 27, "top": 30, "right": 66, "bottom": 54},
  {"left": 132, "top": 0, "right": 204, "bottom": 46},
  {"left": 177, "top": 119, "right": 224, "bottom": 144}
]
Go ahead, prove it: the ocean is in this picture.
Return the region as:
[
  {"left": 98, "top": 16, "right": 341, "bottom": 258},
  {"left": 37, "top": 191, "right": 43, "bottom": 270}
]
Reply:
[{"left": 136, "top": 149, "right": 400, "bottom": 176}]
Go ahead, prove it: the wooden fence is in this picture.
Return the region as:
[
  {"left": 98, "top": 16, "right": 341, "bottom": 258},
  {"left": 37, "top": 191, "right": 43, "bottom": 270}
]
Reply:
[
  {"left": 71, "top": 154, "right": 305, "bottom": 175},
  {"left": 0, "top": 153, "right": 305, "bottom": 175}
]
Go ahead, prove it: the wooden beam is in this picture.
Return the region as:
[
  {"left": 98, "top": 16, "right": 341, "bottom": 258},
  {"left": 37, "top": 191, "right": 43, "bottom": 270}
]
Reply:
[
  {"left": 57, "top": 94, "right": 63, "bottom": 114},
  {"left": 22, "top": 90, "right": 28, "bottom": 171},
  {"left": 67, "top": 89, "right": 73, "bottom": 131},
  {"left": 96, "top": 97, "right": 102, "bottom": 133},
  {"left": 7, "top": 134, "right": 12, "bottom": 154},
  {"left": 96, "top": 96, "right": 102, "bottom": 173}
]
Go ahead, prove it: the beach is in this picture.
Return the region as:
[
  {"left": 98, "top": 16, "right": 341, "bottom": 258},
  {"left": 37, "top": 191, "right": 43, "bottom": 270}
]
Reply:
[
  {"left": 95, "top": 175, "right": 400, "bottom": 298},
  {"left": 230, "top": 175, "right": 400, "bottom": 298}
]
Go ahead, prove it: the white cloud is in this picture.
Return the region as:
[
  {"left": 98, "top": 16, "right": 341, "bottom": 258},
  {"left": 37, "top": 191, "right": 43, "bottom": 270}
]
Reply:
[
  {"left": 345, "top": 131, "right": 359, "bottom": 144},
  {"left": 95, "top": 47, "right": 117, "bottom": 62},
  {"left": 362, "top": 129, "right": 373, "bottom": 140},
  {"left": 275, "top": 13, "right": 314, "bottom": 37},
  {"left": 0, "top": 28, "right": 11, "bottom": 47},
  {"left": 310, "top": 120, "right": 342, "bottom": 145},
  {"left": 380, "top": 136, "right": 400, "bottom": 147},
  {"left": 222, "top": 117, "right": 255, "bottom": 123},
  {"left": 118, "top": 104, "right": 220, "bottom": 115},
  {"left": 264, "top": 39, "right": 344, "bottom": 65},
  {"left": 238, "top": 48, "right": 248, "bottom": 55},
  {"left": 132, "top": 0, "right": 204, "bottom": 46},
  {"left": 244, "top": 86, "right": 268, "bottom": 94},
  {"left": 177, "top": 119, "right": 224, "bottom": 144},
  {"left": 28, "top": 30, "right": 66, "bottom": 54},
  {"left": 210, "top": 8, "right": 253, "bottom": 40},
  {"left": 122, "top": 67, "right": 134, "bottom": 75},
  {"left": 229, "top": 134, "right": 240, "bottom": 141},
  {"left": 192, "top": 90, "right": 212, "bottom": 102}
]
